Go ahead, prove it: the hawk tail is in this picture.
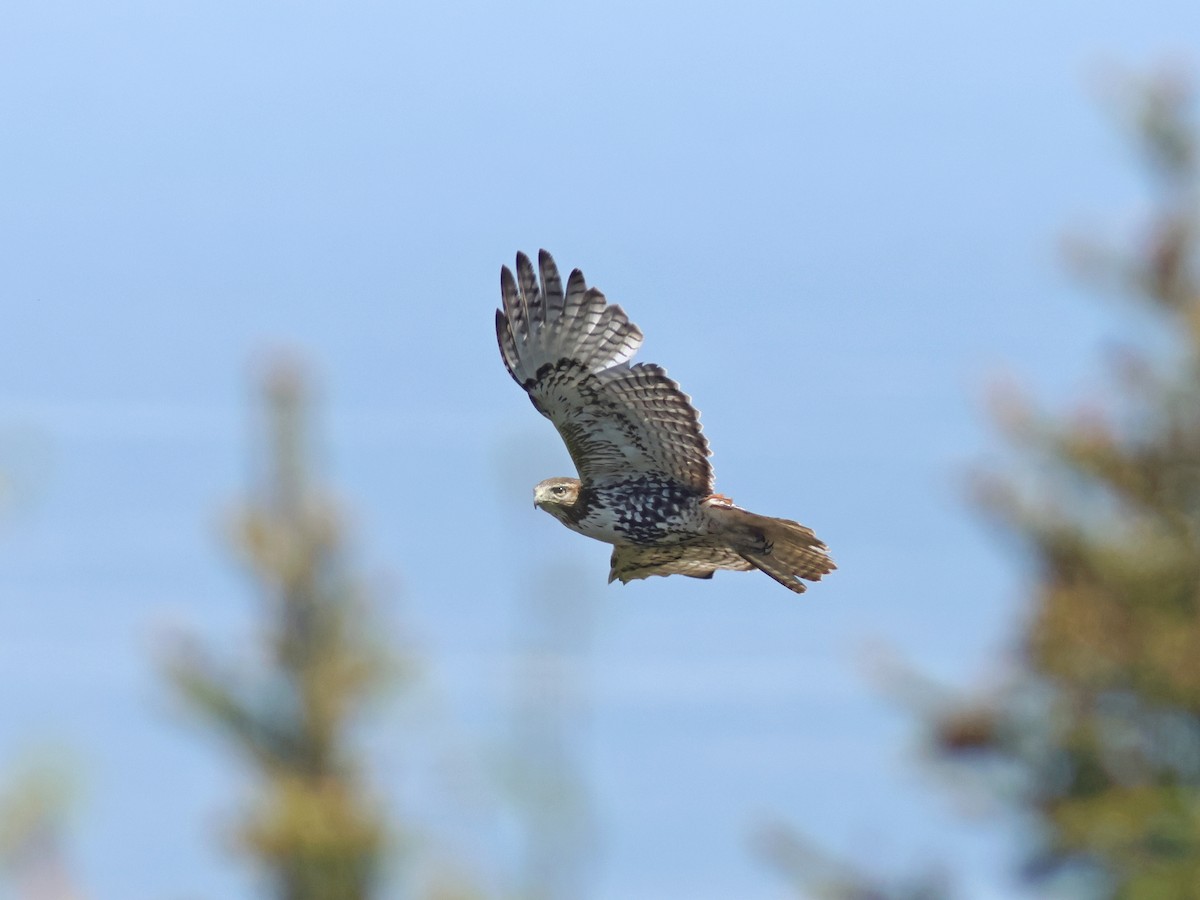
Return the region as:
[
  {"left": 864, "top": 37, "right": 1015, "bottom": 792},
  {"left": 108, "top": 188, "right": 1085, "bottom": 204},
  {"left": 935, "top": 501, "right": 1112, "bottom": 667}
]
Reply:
[{"left": 706, "top": 502, "right": 835, "bottom": 595}]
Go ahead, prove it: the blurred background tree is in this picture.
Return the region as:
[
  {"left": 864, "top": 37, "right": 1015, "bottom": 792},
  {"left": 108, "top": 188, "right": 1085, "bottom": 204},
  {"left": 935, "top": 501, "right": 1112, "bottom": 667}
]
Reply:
[
  {"left": 0, "top": 759, "right": 82, "bottom": 900},
  {"left": 156, "top": 360, "right": 594, "bottom": 900},
  {"left": 756, "top": 823, "right": 947, "bottom": 900},
  {"left": 0, "top": 424, "right": 79, "bottom": 900},
  {"left": 928, "top": 73, "right": 1200, "bottom": 897},
  {"left": 499, "top": 565, "right": 598, "bottom": 900},
  {"left": 167, "top": 363, "right": 393, "bottom": 900}
]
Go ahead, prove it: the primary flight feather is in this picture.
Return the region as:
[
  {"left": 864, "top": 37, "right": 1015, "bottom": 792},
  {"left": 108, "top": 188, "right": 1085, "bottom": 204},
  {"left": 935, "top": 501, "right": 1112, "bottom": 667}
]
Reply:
[{"left": 496, "top": 250, "right": 834, "bottom": 594}]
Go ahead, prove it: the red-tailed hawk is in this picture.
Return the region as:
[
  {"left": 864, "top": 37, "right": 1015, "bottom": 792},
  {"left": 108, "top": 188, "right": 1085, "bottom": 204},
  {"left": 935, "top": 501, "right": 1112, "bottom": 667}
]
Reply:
[{"left": 495, "top": 250, "right": 835, "bottom": 594}]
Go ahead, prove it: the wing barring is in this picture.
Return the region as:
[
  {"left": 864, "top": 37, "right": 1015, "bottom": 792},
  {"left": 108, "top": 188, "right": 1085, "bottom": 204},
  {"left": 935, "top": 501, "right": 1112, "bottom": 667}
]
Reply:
[{"left": 496, "top": 250, "right": 713, "bottom": 493}]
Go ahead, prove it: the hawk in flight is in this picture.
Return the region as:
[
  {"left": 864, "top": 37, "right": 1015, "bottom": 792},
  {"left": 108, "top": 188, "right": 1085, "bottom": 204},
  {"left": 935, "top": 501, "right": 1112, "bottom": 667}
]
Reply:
[{"left": 496, "top": 250, "right": 834, "bottom": 594}]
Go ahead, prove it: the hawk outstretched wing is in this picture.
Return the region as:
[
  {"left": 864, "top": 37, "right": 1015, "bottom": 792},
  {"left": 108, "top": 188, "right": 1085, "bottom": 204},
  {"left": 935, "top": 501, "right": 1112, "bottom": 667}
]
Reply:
[
  {"left": 495, "top": 250, "right": 712, "bottom": 493},
  {"left": 608, "top": 543, "right": 754, "bottom": 584}
]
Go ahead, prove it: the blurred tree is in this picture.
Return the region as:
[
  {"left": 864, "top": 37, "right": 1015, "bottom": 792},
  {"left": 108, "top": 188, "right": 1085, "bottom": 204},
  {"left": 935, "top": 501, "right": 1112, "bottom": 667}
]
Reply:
[
  {"left": 755, "top": 824, "right": 947, "bottom": 900},
  {"left": 490, "top": 436, "right": 601, "bottom": 900},
  {"left": 0, "top": 759, "right": 82, "bottom": 900},
  {"left": 168, "top": 362, "right": 392, "bottom": 900},
  {"left": 500, "top": 565, "right": 598, "bottom": 900},
  {"left": 928, "top": 73, "right": 1200, "bottom": 896}
]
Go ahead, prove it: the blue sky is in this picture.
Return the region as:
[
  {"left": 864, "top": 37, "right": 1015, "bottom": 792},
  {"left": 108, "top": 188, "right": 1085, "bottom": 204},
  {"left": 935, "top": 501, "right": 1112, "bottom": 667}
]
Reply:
[{"left": 3, "top": 1, "right": 1199, "bottom": 898}]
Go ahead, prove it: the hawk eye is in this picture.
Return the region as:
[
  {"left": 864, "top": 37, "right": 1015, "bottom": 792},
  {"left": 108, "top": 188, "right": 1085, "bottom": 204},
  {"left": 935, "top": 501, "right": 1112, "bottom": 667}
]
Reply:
[{"left": 552, "top": 485, "right": 566, "bottom": 495}]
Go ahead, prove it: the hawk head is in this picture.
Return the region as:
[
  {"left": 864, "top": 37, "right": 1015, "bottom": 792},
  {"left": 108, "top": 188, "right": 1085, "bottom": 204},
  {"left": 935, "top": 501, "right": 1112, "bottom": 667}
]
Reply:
[{"left": 533, "top": 477, "right": 582, "bottom": 524}]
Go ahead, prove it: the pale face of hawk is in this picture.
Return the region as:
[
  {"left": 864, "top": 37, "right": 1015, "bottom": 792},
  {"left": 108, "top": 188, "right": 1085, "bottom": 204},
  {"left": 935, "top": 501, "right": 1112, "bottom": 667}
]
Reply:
[{"left": 533, "top": 477, "right": 581, "bottom": 524}]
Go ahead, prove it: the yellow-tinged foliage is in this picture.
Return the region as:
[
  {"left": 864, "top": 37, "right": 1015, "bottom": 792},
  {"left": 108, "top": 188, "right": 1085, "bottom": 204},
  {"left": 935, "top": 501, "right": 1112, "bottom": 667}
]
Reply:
[
  {"left": 931, "top": 74, "right": 1200, "bottom": 895},
  {"left": 168, "top": 364, "right": 392, "bottom": 900},
  {"left": 240, "top": 773, "right": 384, "bottom": 868}
]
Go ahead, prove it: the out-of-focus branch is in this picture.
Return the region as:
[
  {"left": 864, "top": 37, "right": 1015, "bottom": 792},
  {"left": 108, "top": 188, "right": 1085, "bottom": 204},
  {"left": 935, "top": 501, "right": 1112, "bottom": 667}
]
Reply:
[{"left": 0, "top": 759, "right": 83, "bottom": 900}]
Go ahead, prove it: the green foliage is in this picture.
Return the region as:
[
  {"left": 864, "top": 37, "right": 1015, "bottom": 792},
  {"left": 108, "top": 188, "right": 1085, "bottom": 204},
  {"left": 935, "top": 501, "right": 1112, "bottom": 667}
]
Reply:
[
  {"left": 168, "top": 363, "right": 392, "bottom": 900},
  {"left": 933, "top": 75, "right": 1200, "bottom": 896},
  {"left": 0, "top": 757, "right": 80, "bottom": 900}
]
